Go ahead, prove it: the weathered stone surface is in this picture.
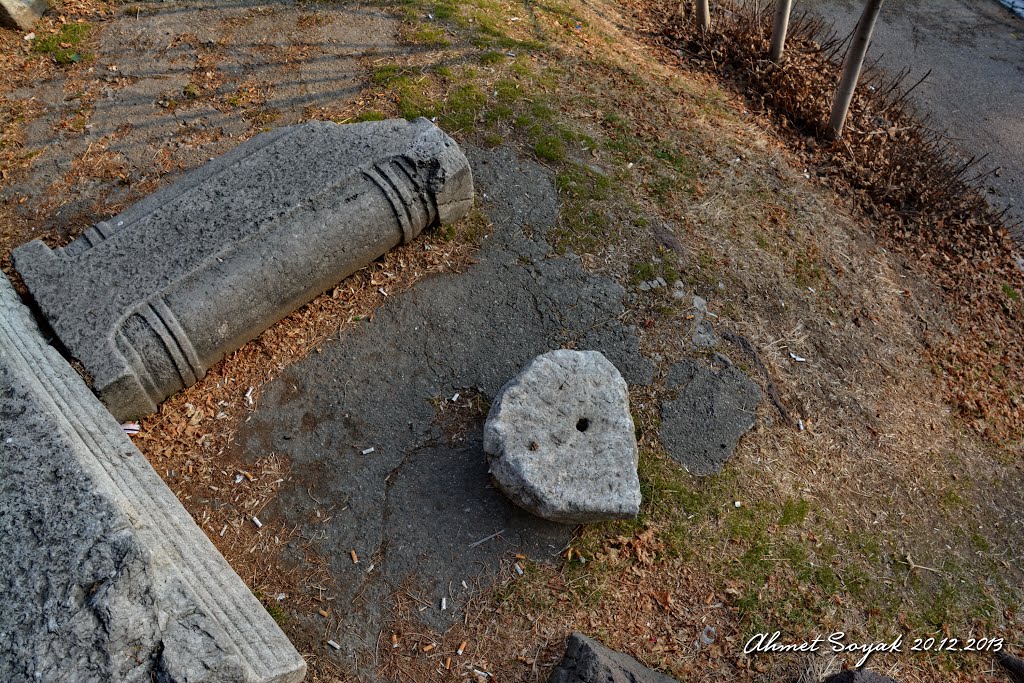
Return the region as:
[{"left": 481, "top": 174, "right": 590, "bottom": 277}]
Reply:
[
  {"left": 0, "top": 0, "right": 46, "bottom": 30},
  {"left": 549, "top": 633, "right": 678, "bottom": 683},
  {"left": 483, "top": 349, "right": 641, "bottom": 523},
  {"left": 0, "top": 273, "right": 305, "bottom": 683},
  {"left": 996, "top": 652, "right": 1024, "bottom": 683},
  {"left": 823, "top": 671, "right": 899, "bottom": 683},
  {"left": 659, "top": 360, "right": 761, "bottom": 475},
  {"left": 13, "top": 117, "right": 473, "bottom": 421}
]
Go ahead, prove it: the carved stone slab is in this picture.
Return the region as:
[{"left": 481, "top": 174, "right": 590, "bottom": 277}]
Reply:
[
  {"left": 0, "top": 272, "right": 306, "bottom": 683},
  {"left": 14, "top": 117, "right": 474, "bottom": 420}
]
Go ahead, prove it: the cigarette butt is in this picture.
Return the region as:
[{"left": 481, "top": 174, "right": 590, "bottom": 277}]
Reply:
[
  {"left": 514, "top": 562, "right": 523, "bottom": 576},
  {"left": 241, "top": 470, "right": 254, "bottom": 481},
  {"left": 565, "top": 547, "right": 574, "bottom": 561},
  {"left": 251, "top": 516, "right": 262, "bottom": 529},
  {"left": 457, "top": 640, "right": 467, "bottom": 655},
  {"left": 318, "top": 609, "right": 329, "bottom": 618},
  {"left": 219, "top": 524, "right": 228, "bottom": 537},
  {"left": 350, "top": 549, "right": 359, "bottom": 564},
  {"left": 440, "top": 597, "right": 447, "bottom": 611},
  {"left": 391, "top": 633, "right": 399, "bottom": 648},
  {"left": 422, "top": 643, "right": 435, "bottom": 653},
  {"left": 514, "top": 553, "right": 526, "bottom": 560},
  {"left": 361, "top": 447, "right": 375, "bottom": 455},
  {"left": 445, "top": 657, "right": 452, "bottom": 670},
  {"left": 327, "top": 639, "right": 341, "bottom": 650}
]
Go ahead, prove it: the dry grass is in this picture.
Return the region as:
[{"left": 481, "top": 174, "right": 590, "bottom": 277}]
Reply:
[{"left": 1, "top": 0, "right": 1022, "bottom": 682}]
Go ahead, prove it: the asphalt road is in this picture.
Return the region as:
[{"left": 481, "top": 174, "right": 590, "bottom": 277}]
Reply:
[{"left": 800, "top": 0, "right": 1024, "bottom": 233}]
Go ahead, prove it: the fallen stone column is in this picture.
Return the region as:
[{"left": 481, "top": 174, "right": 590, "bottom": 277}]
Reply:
[
  {"left": 14, "top": 117, "right": 474, "bottom": 420},
  {"left": 0, "top": 273, "right": 306, "bottom": 683}
]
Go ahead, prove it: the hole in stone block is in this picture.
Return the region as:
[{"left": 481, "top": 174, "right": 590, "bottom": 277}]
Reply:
[{"left": 576, "top": 418, "right": 590, "bottom": 432}]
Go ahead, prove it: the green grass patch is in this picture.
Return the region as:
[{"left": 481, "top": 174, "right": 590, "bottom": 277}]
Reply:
[
  {"left": 256, "top": 592, "right": 288, "bottom": 625},
  {"left": 433, "top": 1, "right": 457, "bottom": 19},
  {"left": 479, "top": 49, "right": 506, "bottom": 64},
  {"left": 392, "top": 76, "right": 439, "bottom": 120},
  {"left": 352, "top": 110, "right": 387, "bottom": 122},
  {"left": 32, "top": 23, "right": 91, "bottom": 64},
  {"left": 779, "top": 498, "right": 810, "bottom": 526},
  {"left": 408, "top": 23, "right": 451, "bottom": 47},
  {"left": 556, "top": 164, "right": 611, "bottom": 201},
  {"left": 372, "top": 64, "right": 402, "bottom": 85},
  {"left": 629, "top": 257, "right": 680, "bottom": 286}
]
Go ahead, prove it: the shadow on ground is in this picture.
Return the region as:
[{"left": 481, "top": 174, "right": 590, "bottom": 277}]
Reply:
[{"left": 237, "top": 146, "right": 655, "bottom": 673}]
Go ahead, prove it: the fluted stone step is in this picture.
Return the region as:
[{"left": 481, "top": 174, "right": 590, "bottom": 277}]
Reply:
[{"left": 0, "top": 273, "right": 306, "bottom": 683}]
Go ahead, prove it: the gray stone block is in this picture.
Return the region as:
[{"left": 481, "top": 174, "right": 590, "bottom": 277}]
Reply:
[
  {"left": 0, "top": 273, "right": 306, "bottom": 683},
  {"left": 549, "top": 633, "right": 678, "bottom": 683},
  {"left": 13, "top": 117, "right": 473, "bottom": 421},
  {"left": 0, "top": 0, "right": 46, "bottom": 30},
  {"left": 659, "top": 360, "right": 761, "bottom": 476},
  {"left": 484, "top": 350, "right": 641, "bottom": 524}
]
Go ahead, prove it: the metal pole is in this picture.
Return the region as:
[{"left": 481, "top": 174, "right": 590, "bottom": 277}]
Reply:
[
  {"left": 769, "top": 0, "right": 794, "bottom": 62},
  {"left": 696, "top": 0, "right": 710, "bottom": 31},
  {"left": 827, "top": 0, "right": 885, "bottom": 138}
]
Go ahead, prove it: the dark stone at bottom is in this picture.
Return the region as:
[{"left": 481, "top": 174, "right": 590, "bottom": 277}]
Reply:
[{"left": 549, "top": 633, "right": 678, "bottom": 683}]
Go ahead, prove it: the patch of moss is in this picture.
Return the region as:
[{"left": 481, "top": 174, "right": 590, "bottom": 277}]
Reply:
[
  {"left": 32, "top": 23, "right": 91, "bottom": 65},
  {"left": 433, "top": 1, "right": 457, "bottom": 19},
  {"left": 408, "top": 23, "right": 451, "bottom": 47},
  {"left": 555, "top": 164, "right": 610, "bottom": 201},
  {"left": 479, "top": 49, "right": 505, "bottom": 64},
  {"left": 256, "top": 592, "right": 288, "bottom": 625},
  {"left": 393, "top": 77, "right": 439, "bottom": 120},
  {"left": 371, "top": 64, "right": 402, "bottom": 85},
  {"left": 352, "top": 110, "right": 387, "bottom": 122},
  {"left": 493, "top": 79, "right": 521, "bottom": 105},
  {"left": 779, "top": 498, "right": 810, "bottom": 526},
  {"left": 441, "top": 84, "right": 486, "bottom": 131},
  {"left": 534, "top": 135, "right": 565, "bottom": 162}
]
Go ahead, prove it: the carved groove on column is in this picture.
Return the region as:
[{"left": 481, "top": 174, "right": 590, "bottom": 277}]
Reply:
[
  {"left": 364, "top": 156, "right": 437, "bottom": 244},
  {"left": 116, "top": 326, "right": 162, "bottom": 407}
]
